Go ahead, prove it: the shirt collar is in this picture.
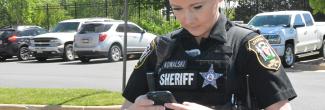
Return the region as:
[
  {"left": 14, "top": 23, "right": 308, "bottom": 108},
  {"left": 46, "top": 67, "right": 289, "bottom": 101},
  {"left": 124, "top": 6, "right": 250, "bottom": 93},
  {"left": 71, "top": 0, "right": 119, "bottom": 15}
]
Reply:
[{"left": 208, "top": 13, "right": 228, "bottom": 43}]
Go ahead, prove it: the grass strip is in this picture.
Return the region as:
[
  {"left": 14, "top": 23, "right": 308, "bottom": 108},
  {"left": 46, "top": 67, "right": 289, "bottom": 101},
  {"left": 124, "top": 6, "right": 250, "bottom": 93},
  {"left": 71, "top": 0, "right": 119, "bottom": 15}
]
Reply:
[{"left": 0, "top": 88, "right": 124, "bottom": 106}]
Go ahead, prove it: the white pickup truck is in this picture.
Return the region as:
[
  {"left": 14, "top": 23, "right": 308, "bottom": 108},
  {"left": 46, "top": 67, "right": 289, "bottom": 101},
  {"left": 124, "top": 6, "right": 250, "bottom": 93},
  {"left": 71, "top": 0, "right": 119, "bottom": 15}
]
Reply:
[
  {"left": 29, "top": 18, "right": 111, "bottom": 61},
  {"left": 248, "top": 11, "right": 325, "bottom": 67}
]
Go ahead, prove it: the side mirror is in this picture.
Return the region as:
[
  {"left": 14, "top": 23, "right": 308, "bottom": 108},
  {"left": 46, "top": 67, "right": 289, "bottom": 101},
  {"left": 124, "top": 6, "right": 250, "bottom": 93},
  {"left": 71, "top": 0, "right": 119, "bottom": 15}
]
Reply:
[
  {"left": 293, "top": 24, "right": 305, "bottom": 29},
  {"left": 141, "top": 30, "right": 146, "bottom": 34}
]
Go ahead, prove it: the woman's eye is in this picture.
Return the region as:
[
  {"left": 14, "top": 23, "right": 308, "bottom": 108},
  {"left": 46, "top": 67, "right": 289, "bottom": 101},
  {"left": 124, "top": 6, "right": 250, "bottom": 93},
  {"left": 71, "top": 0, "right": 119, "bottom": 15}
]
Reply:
[
  {"left": 194, "top": 5, "right": 202, "bottom": 10},
  {"left": 172, "top": 7, "right": 182, "bottom": 11}
]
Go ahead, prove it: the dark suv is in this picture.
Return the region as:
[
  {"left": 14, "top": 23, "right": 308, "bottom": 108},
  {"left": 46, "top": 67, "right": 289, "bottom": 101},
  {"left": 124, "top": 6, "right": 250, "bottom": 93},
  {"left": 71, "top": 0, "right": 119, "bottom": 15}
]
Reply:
[{"left": 0, "top": 26, "right": 47, "bottom": 61}]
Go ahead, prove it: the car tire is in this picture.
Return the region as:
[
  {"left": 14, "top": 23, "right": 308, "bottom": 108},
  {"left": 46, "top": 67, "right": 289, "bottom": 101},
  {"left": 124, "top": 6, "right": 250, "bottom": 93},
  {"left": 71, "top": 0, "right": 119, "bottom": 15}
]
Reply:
[
  {"left": 108, "top": 44, "right": 122, "bottom": 62},
  {"left": 36, "top": 57, "right": 47, "bottom": 62},
  {"left": 18, "top": 46, "right": 30, "bottom": 61},
  {"left": 319, "top": 39, "right": 325, "bottom": 58},
  {"left": 80, "top": 57, "right": 90, "bottom": 63},
  {"left": 282, "top": 44, "right": 295, "bottom": 67},
  {"left": 0, "top": 56, "right": 6, "bottom": 61},
  {"left": 63, "top": 44, "right": 75, "bottom": 61}
]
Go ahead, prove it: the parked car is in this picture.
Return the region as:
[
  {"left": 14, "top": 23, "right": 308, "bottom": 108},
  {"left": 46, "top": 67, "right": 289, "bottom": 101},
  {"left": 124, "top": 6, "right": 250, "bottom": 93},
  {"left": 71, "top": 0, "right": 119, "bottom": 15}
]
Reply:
[
  {"left": 74, "top": 20, "right": 157, "bottom": 62},
  {"left": 29, "top": 18, "right": 112, "bottom": 62},
  {"left": 248, "top": 11, "right": 325, "bottom": 67},
  {"left": 0, "top": 26, "right": 47, "bottom": 61}
]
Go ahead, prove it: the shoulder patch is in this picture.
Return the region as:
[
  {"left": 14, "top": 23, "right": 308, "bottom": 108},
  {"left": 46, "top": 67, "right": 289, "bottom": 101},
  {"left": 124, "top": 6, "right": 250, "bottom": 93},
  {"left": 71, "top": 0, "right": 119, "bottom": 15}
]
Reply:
[
  {"left": 247, "top": 35, "right": 281, "bottom": 71},
  {"left": 134, "top": 39, "right": 156, "bottom": 69}
]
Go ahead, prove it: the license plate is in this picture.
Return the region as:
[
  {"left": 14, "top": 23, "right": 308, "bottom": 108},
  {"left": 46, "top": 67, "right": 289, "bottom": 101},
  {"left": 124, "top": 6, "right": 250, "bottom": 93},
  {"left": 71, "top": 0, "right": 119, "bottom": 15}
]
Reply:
[
  {"left": 35, "top": 48, "right": 45, "bottom": 53},
  {"left": 82, "top": 39, "right": 89, "bottom": 43},
  {"left": 37, "top": 50, "right": 43, "bottom": 53}
]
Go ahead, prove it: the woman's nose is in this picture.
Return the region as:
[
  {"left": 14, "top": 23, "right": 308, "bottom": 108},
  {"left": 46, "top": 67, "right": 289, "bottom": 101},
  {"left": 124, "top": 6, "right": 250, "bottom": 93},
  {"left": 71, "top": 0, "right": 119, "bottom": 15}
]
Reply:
[{"left": 182, "top": 11, "right": 195, "bottom": 26}]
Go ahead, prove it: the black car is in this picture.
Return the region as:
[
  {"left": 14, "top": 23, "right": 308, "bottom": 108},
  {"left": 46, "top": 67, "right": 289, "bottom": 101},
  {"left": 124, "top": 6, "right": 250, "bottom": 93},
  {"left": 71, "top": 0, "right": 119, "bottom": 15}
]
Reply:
[{"left": 0, "top": 26, "right": 47, "bottom": 61}]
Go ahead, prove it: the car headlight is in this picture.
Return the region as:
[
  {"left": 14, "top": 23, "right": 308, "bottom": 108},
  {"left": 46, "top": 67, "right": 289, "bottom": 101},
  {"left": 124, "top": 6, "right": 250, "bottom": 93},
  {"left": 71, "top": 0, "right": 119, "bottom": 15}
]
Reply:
[
  {"left": 264, "top": 35, "right": 281, "bottom": 44},
  {"left": 50, "top": 39, "right": 62, "bottom": 46}
]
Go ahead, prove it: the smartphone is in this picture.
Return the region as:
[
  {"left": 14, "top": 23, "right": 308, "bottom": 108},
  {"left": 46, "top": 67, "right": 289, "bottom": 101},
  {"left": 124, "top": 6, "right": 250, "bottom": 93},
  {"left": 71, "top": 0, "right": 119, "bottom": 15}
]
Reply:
[{"left": 146, "top": 91, "right": 177, "bottom": 105}]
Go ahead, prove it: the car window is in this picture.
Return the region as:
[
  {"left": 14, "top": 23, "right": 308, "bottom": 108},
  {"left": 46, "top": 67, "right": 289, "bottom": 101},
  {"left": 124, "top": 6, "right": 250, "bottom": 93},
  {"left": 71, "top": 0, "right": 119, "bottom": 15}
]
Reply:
[
  {"left": 0, "top": 30, "right": 15, "bottom": 38},
  {"left": 36, "top": 28, "right": 47, "bottom": 35},
  {"left": 116, "top": 24, "right": 142, "bottom": 33},
  {"left": 248, "top": 15, "right": 291, "bottom": 27},
  {"left": 79, "top": 24, "right": 112, "bottom": 34},
  {"left": 294, "top": 14, "right": 305, "bottom": 26},
  {"left": 116, "top": 24, "right": 125, "bottom": 32},
  {"left": 128, "top": 24, "right": 142, "bottom": 33},
  {"left": 18, "top": 30, "right": 34, "bottom": 36},
  {"left": 302, "top": 13, "right": 314, "bottom": 26},
  {"left": 30, "top": 29, "right": 39, "bottom": 36},
  {"left": 52, "top": 22, "right": 80, "bottom": 32}
]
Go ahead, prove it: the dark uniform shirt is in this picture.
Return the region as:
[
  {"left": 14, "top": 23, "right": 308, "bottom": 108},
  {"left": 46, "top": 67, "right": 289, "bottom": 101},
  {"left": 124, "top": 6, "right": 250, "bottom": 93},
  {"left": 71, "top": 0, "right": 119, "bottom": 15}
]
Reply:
[{"left": 123, "top": 14, "right": 297, "bottom": 109}]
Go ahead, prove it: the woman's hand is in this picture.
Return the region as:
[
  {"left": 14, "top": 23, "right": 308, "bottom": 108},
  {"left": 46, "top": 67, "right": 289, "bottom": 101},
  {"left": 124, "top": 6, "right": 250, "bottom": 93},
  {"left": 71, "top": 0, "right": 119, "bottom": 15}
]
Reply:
[
  {"left": 164, "top": 102, "right": 213, "bottom": 110},
  {"left": 126, "top": 95, "right": 165, "bottom": 110}
]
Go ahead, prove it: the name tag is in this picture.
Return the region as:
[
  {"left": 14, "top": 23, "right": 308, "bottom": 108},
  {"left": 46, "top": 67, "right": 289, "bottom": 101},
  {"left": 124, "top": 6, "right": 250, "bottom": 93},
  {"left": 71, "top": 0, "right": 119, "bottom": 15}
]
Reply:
[{"left": 162, "top": 60, "right": 187, "bottom": 69}]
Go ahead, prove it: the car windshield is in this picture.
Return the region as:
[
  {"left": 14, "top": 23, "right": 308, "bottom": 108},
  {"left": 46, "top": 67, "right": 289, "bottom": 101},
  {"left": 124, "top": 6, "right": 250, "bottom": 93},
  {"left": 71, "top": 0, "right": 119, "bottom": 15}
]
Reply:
[
  {"left": 79, "top": 24, "right": 112, "bottom": 34},
  {"left": 52, "top": 22, "right": 80, "bottom": 32},
  {"left": 248, "top": 15, "right": 291, "bottom": 27}
]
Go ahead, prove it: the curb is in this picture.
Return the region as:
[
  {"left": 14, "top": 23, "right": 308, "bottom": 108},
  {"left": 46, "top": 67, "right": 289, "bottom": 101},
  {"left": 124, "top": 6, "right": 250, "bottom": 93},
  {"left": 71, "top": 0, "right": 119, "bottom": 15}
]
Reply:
[
  {"left": 293, "top": 62, "right": 325, "bottom": 70},
  {"left": 0, "top": 104, "right": 121, "bottom": 110}
]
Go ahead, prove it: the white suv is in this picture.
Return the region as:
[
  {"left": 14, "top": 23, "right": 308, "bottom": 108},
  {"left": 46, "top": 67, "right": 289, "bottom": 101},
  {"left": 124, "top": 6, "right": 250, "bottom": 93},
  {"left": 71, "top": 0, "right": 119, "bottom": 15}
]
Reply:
[
  {"left": 74, "top": 21, "right": 156, "bottom": 62},
  {"left": 29, "top": 18, "right": 112, "bottom": 61}
]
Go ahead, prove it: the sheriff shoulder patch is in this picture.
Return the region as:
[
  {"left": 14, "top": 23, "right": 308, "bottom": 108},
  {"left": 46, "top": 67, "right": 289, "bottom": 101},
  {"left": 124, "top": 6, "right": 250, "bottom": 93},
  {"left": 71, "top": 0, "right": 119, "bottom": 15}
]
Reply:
[
  {"left": 247, "top": 35, "right": 281, "bottom": 71},
  {"left": 134, "top": 39, "right": 156, "bottom": 69}
]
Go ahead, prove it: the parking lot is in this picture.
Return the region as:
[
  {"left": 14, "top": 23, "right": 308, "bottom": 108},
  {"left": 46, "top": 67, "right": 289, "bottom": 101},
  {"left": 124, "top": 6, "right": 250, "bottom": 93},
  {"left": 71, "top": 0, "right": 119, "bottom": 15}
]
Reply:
[{"left": 0, "top": 56, "right": 325, "bottom": 110}]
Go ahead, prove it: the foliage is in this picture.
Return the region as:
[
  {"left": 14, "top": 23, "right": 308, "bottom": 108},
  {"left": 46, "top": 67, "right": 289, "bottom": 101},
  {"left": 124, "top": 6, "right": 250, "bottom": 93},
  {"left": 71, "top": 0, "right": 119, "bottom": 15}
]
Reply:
[
  {"left": 234, "top": 0, "right": 313, "bottom": 23},
  {"left": 309, "top": 0, "right": 325, "bottom": 14},
  {"left": 0, "top": 0, "right": 71, "bottom": 29},
  {"left": 130, "top": 9, "right": 180, "bottom": 36}
]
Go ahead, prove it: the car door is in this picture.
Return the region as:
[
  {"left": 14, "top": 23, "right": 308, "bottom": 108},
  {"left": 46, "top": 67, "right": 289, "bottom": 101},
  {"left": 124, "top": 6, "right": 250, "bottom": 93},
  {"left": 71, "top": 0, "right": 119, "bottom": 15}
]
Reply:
[
  {"left": 302, "top": 13, "right": 318, "bottom": 51},
  {"left": 293, "top": 14, "right": 307, "bottom": 54},
  {"left": 116, "top": 24, "right": 138, "bottom": 52},
  {"left": 127, "top": 24, "right": 149, "bottom": 52}
]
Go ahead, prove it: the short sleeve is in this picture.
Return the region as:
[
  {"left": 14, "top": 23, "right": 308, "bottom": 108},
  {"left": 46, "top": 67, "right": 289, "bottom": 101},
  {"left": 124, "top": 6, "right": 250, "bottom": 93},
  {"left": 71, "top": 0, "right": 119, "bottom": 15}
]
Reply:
[
  {"left": 237, "top": 35, "right": 297, "bottom": 109},
  {"left": 122, "top": 38, "right": 157, "bottom": 103}
]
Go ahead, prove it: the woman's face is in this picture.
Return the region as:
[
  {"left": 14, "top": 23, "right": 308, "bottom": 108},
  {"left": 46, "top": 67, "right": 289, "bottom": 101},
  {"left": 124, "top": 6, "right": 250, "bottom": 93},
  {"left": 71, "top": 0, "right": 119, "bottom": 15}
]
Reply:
[{"left": 169, "top": 0, "right": 222, "bottom": 38}]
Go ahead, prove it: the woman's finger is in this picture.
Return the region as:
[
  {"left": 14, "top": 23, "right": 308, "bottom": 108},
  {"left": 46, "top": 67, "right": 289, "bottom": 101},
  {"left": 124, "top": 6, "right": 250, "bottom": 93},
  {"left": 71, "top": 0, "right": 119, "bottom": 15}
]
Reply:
[
  {"left": 134, "top": 95, "right": 154, "bottom": 106},
  {"left": 165, "top": 103, "right": 189, "bottom": 110}
]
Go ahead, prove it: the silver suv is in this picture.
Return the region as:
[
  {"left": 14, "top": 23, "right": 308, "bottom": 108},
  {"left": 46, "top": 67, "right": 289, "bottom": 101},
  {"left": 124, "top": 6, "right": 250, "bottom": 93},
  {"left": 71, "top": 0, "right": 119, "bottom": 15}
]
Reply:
[{"left": 74, "top": 21, "right": 156, "bottom": 62}]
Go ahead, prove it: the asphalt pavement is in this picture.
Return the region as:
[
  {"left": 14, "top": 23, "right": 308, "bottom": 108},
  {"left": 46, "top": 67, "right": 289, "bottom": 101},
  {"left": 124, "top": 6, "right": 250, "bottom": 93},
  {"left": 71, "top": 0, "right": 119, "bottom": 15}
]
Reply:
[{"left": 0, "top": 56, "right": 324, "bottom": 110}]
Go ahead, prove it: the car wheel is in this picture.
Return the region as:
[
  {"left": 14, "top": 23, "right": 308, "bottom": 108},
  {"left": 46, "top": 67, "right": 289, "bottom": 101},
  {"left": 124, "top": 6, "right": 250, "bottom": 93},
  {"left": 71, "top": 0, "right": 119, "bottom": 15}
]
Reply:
[
  {"left": 320, "top": 39, "right": 325, "bottom": 58},
  {"left": 0, "top": 56, "right": 6, "bottom": 61},
  {"left": 63, "top": 44, "right": 75, "bottom": 61},
  {"left": 282, "top": 44, "right": 295, "bottom": 67},
  {"left": 18, "top": 46, "right": 30, "bottom": 61},
  {"left": 108, "top": 44, "right": 122, "bottom": 62},
  {"left": 36, "top": 57, "right": 47, "bottom": 62},
  {"left": 80, "top": 57, "right": 90, "bottom": 63}
]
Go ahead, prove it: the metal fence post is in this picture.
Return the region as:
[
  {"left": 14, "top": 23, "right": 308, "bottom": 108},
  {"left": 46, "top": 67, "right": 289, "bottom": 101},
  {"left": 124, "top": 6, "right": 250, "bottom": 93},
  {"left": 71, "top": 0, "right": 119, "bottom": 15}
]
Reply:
[
  {"left": 74, "top": 2, "right": 77, "bottom": 18},
  {"left": 105, "top": 0, "right": 108, "bottom": 17},
  {"left": 46, "top": 4, "right": 50, "bottom": 30}
]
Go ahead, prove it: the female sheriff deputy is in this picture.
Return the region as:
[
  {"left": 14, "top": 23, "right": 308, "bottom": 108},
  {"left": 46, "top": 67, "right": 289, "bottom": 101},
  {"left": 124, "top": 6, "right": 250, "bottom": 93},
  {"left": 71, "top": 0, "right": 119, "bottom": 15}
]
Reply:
[{"left": 121, "top": 0, "right": 297, "bottom": 110}]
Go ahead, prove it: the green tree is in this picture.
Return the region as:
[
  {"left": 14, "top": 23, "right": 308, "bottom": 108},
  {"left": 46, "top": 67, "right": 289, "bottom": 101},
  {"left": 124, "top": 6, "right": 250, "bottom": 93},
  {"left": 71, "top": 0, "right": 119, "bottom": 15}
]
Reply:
[{"left": 309, "top": 0, "right": 325, "bottom": 14}]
